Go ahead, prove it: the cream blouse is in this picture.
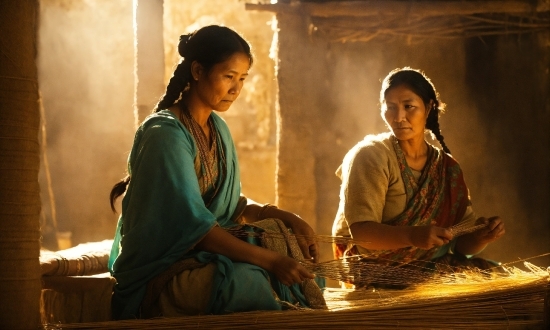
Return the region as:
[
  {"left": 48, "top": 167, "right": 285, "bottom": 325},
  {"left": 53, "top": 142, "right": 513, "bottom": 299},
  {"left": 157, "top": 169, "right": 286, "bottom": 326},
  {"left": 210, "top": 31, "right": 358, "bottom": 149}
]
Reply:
[{"left": 332, "top": 132, "right": 476, "bottom": 240}]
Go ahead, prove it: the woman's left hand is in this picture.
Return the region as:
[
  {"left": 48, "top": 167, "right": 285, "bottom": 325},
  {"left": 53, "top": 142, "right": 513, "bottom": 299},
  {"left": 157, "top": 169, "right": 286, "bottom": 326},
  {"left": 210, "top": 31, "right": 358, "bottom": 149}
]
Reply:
[
  {"left": 455, "top": 216, "right": 505, "bottom": 256},
  {"left": 471, "top": 216, "right": 505, "bottom": 244},
  {"left": 284, "top": 214, "right": 319, "bottom": 263},
  {"left": 246, "top": 202, "right": 320, "bottom": 262}
]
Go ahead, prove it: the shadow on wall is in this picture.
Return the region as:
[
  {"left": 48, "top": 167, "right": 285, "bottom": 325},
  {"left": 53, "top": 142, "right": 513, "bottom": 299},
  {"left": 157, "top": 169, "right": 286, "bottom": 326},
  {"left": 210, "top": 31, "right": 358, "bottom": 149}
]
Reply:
[{"left": 463, "top": 35, "right": 550, "bottom": 268}]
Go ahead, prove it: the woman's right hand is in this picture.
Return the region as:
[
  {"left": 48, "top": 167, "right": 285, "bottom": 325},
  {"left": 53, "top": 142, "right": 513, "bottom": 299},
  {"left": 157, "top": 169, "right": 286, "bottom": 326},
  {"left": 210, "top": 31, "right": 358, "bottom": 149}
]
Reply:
[
  {"left": 263, "top": 253, "right": 315, "bottom": 287},
  {"left": 197, "top": 226, "right": 315, "bottom": 286},
  {"left": 409, "top": 225, "right": 453, "bottom": 250}
]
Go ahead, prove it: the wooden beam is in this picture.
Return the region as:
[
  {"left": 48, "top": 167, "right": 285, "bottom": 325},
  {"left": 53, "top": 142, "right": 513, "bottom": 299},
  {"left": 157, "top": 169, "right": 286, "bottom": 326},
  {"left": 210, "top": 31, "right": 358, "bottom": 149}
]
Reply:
[{"left": 246, "top": 1, "right": 549, "bottom": 17}]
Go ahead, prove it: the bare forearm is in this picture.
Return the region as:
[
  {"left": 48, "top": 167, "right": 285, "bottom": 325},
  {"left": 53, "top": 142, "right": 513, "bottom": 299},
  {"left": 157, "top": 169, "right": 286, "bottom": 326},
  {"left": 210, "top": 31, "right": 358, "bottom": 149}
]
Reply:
[
  {"left": 349, "top": 221, "right": 413, "bottom": 250},
  {"left": 349, "top": 221, "right": 453, "bottom": 251},
  {"left": 196, "top": 225, "right": 314, "bottom": 286},
  {"left": 239, "top": 201, "right": 319, "bottom": 262},
  {"left": 195, "top": 226, "right": 276, "bottom": 270},
  {"left": 239, "top": 203, "right": 262, "bottom": 223}
]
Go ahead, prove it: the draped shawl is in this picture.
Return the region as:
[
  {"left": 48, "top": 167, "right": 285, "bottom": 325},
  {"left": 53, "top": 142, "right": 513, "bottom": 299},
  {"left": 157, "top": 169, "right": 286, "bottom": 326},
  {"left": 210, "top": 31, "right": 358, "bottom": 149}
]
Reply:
[
  {"left": 335, "top": 135, "right": 470, "bottom": 266},
  {"left": 108, "top": 110, "right": 240, "bottom": 319},
  {"left": 375, "top": 136, "right": 469, "bottom": 264}
]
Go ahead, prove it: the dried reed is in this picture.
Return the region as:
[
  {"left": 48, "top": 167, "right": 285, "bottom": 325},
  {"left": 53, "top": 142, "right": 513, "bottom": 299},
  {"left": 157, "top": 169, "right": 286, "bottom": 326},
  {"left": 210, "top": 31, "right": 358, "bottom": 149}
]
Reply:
[
  {"left": 42, "top": 220, "right": 549, "bottom": 329},
  {"left": 42, "top": 262, "right": 549, "bottom": 330},
  {"left": 311, "top": 12, "right": 550, "bottom": 43}
]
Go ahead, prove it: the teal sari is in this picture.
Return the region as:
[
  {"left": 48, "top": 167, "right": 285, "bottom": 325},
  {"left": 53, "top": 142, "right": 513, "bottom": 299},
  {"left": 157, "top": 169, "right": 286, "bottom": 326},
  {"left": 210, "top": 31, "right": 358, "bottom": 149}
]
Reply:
[
  {"left": 108, "top": 110, "right": 240, "bottom": 319},
  {"left": 109, "top": 110, "right": 323, "bottom": 320}
]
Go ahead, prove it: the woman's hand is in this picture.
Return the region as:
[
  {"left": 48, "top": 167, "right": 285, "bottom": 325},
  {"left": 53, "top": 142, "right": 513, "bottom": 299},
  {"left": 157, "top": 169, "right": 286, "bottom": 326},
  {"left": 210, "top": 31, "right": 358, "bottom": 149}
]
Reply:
[
  {"left": 409, "top": 225, "right": 453, "bottom": 250},
  {"left": 284, "top": 214, "right": 320, "bottom": 263},
  {"left": 350, "top": 221, "right": 453, "bottom": 251},
  {"left": 455, "top": 216, "right": 504, "bottom": 256},
  {"left": 240, "top": 200, "right": 320, "bottom": 262},
  {"left": 470, "top": 216, "right": 505, "bottom": 244},
  {"left": 197, "top": 226, "right": 314, "bottom": 286},
  {"left": 263, "top": 253, "right": 315, "bottom": 287}
]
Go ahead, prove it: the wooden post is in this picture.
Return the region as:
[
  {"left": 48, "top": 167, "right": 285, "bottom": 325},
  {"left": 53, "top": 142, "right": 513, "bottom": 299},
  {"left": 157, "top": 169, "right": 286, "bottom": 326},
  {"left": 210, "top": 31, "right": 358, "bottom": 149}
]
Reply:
[
  {"left": 274, "top": 12, "right": 328, "bottom": 232},
  {"left": 0, "top": 0, "right": 42, "bottom": 328},
  {"left": 133, "top": 0, "right": 165, "bottom": 128}
]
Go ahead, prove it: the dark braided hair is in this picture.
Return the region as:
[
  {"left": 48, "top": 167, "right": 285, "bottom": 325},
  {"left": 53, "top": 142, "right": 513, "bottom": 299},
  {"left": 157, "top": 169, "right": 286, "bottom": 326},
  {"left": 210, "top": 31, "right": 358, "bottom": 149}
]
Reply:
[
  {"left": 380, "top": 67, "right": 451, "bottom": 154},
  {"left": 109, "top": 25, "right": 253, "bottom": 213},
  {"left": 154, "top": 25, "right": 253, "bottom": 112}
]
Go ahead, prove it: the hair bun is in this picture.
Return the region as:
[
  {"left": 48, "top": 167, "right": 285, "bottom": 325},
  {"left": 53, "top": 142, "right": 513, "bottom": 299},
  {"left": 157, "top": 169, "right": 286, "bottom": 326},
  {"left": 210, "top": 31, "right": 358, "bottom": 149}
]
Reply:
[{"left": 178, "top": 34, "right": 192, "bottom": 57}]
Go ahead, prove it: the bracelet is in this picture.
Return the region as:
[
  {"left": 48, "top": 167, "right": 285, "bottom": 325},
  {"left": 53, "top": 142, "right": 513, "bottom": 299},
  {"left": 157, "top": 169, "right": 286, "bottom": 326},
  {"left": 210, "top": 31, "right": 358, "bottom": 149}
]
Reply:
[{"left": 257, "top": 203, "right": 278, "bottom": 219}]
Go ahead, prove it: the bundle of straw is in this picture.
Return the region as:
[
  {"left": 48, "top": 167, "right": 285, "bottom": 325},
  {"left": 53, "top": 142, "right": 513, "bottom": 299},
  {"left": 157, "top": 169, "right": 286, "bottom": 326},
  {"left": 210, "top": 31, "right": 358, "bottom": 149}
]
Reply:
[
  {"left": 43, "top": 262, "right": 549, "bottom": 330},
  {"left": 43, "top": 220, "right": 548, "bottom": 329}
]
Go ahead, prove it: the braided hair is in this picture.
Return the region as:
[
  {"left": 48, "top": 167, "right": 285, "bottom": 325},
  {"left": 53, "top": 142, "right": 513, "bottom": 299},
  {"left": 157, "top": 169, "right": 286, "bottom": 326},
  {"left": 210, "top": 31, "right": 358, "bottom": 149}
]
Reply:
[
  {"left": 154, "top": 25, "right": 253, "bottom": 112},
  {"left": 380, "top": 67, "right": 451, "bottom": 154},
  {"left": 109, "top": 25, "right": 253, "bottom": 213}
]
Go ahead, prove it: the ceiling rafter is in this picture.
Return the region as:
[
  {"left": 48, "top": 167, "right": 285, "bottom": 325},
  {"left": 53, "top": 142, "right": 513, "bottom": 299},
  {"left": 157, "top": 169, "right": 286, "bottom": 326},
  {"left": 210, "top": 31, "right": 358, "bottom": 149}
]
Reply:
[{"left": 246, "top": 1, "right": 550, "bottom": 42}]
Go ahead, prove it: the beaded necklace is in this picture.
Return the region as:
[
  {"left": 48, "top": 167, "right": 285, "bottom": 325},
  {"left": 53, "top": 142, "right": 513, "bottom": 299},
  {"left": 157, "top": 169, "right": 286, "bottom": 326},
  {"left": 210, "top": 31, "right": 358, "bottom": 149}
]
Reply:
[{"left": 178, "top": 104, "right": 226, "bottom": 206}]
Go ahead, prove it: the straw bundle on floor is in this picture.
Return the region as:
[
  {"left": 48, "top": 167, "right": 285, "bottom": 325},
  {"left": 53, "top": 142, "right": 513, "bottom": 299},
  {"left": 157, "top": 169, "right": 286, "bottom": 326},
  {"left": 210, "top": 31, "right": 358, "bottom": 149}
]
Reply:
[
  {"left": 43, "top": 262, "right": 549, "bottom": 330},
  {"left": 40, "top": 240, "right": 113, "bottom": 277}
]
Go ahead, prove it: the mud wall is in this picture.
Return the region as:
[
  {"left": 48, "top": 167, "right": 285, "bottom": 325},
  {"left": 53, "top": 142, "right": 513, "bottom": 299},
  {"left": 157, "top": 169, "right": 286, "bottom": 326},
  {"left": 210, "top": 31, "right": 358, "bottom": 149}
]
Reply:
[
  {"left": 276, "top": 12, "right": 549, "bottom": 265},
  {"left": 37, "top": 0, "right": 549, "bottom": 268},
  {"left": 163, "top": 0, "right": 278, "bottom": 204},
  {"left": 462, "top": 34, "right": 550, "bottom": 265},
  {"left": 37, "top": 0, "right": 277, "bottom": 249},
  {"left": 38, "top": 0, "right": 134, "bottom": 248}
]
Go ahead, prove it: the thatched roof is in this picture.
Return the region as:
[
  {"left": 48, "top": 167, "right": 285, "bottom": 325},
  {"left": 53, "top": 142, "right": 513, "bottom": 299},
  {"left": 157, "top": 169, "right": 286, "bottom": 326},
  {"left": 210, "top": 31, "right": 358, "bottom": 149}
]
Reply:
[{"left": 246, "top": 0, "right": 550, "bottom": 42}]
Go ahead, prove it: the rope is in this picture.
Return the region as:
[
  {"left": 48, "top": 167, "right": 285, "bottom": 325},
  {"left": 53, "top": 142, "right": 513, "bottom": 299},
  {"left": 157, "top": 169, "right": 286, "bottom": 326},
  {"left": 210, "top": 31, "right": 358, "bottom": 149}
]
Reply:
[{"left": 38, "top": 91, "right": 58, "bottom": 231}]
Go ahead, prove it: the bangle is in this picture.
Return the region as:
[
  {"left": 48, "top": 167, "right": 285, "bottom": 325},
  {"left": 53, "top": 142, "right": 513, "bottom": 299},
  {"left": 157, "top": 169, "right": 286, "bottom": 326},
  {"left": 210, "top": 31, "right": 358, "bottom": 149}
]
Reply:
[{"left": 257, "top": 203, "right": 278, "bottom": 219}]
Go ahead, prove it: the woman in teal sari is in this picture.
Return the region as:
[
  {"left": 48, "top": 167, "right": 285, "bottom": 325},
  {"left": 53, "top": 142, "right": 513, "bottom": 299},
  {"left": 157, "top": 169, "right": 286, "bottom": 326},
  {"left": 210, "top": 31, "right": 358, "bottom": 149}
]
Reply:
[
  {"left": 108, "top": 25, "right": 325, "bottom": 320},
  {"left": 332, "top": 67, "right": 505, "bottom": 276}
]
